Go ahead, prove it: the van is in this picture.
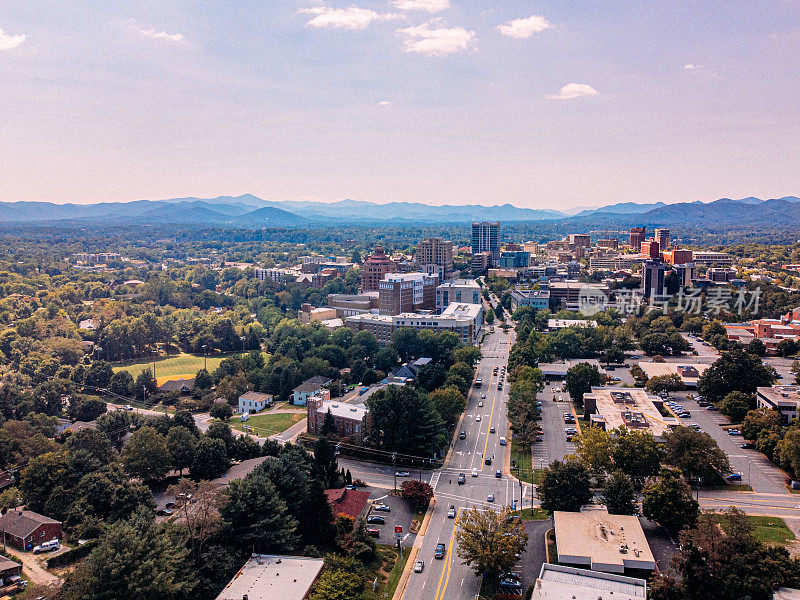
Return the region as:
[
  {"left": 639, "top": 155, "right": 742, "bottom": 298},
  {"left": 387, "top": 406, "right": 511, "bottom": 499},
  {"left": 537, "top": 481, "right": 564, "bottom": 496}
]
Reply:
[
  {"left": 499, "top": 437, "right": 506, "bottom": 446},
  {"left": 33, "top": 539, "right": 60, "bottom": 554}
]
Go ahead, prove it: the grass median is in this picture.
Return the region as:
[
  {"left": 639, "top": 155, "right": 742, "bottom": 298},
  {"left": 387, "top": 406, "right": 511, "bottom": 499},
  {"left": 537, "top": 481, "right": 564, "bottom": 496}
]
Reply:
[{"left": 510, "top": 438, "right": 532, "bottom": 484}]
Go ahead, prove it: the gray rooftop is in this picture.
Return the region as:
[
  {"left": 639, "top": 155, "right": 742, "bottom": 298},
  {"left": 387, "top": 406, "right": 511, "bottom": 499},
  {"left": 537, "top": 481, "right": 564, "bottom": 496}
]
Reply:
[
  {"left": 532, "top": 564, "right": 647, "bottom": 600},
  {"left": 215, "top": 554, "right": 324, "bottom": 600}
]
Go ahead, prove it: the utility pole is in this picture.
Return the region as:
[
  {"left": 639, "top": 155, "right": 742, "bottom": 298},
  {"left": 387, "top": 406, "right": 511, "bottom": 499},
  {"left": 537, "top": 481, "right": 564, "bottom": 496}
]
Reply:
[{"left": 392, "top": 452, "right": 397, "bottom": 493}]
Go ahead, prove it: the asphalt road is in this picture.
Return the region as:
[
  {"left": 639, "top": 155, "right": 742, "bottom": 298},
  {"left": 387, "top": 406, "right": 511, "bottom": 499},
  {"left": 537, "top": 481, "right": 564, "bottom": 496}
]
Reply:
[{"left": 400, "top": 325, "right": 531, "bottom": 600}]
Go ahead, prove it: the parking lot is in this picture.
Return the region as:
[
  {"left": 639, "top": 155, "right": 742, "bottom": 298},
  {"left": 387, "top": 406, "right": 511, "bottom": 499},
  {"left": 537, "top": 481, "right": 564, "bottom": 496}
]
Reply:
[
  {"left": 667, "top": 391, "right": 788, "bottom": 494},
  {"left": 362, "top": 486, "right": 418, "bottom": 547}
]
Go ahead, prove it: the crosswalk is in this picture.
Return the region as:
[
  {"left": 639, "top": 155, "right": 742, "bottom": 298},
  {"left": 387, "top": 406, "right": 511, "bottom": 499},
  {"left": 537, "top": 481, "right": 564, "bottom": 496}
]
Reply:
[{"left": 429, "top": 471, "right": 441, "bottom": 490}]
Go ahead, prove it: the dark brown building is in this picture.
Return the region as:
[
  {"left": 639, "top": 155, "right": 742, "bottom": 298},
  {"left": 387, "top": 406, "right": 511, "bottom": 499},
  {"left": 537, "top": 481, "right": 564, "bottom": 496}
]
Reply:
[
  {"left": 0, "top": 510, "right": 62, "bottom": 551},
  {"left": 378, "top": 272, "right": 438, "bottom": 315},
  {"left": 629, "top": 227, "right": 646, "bottom": 252}
]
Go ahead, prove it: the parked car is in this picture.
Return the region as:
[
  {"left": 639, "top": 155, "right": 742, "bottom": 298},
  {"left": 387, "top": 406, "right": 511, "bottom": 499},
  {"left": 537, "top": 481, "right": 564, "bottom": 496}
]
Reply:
[
  {"left": 155, "top": 508, "right": 174, "bottom": 517},
  {"left": 487, "top": 494, "right": 495, "bottom": 502},
  {"left": 458, "top": 473, "right": 466, "bottom": 484},
  {"left": 726, "top": 473, "right": 743, "bottom": 481},
  {"left": 367, "top": 516, "right": 385, "bottom": 525},
  {"left": 728, "top": 429, "right": 742, "bottom": 436},
  {"left": 414, "top": 560, "right": 424, "bottom": 573},
  {"left": 367, "top": 528, "right": 380, "bottom": 537},
  {"left": 447, "top": 505, "right": 456, "bottom": 518},
  {"left": 395, "top": 471, "right": 410, "bottom": 477},
  {"left": 495, "top": 470, "right": 502, "bottom": 478},
  {"left": 740, "top": 443, "right": 755, "bottom": 449},
  {"left": 373, "top": 504, "right": 391, "bottom": 512},
  {"left": 706, "top": 405, "right": 718, "bottom": 411},
  {"left": 33, "top": 540, "right": 60, "bottom": 554},
  {"left": 435, "top": 543, "right": 446, "bottom": 559}
]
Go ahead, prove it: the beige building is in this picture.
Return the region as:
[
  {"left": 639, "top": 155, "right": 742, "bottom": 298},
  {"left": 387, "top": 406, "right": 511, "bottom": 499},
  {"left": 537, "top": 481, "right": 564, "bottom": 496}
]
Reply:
[
  {"left": 297, "top": 304, "right": 337, "bottom": 324},
  {"left": 583, "top": 387, "right": 677, "bottom": 438},
  {"left": 415, "top": 237, "right": 453, "bottom": 280},
  {"left": 637, "top": 361, "right": 709, "bottom": 388},
  {"left": 215, "top": 555, "right": 324, "bottom": 600},
  {"left": 530, "top": 564, "right": 647, "bottom": 600},
  {"left": 554, "top": 507, "right": 656, "bottom": 574}
]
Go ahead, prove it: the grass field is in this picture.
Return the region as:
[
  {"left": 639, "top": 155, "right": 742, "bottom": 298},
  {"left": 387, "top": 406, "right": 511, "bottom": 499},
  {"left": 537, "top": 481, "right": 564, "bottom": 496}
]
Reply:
[
  {"left": 113, "top": 353, "right": 227, "bottom": 379},
  {"left": 710, "top": 514, "right": 796, "bottom": 546},
  {"left": 227, "top": 412, "right": 304, "bottom": 436}
]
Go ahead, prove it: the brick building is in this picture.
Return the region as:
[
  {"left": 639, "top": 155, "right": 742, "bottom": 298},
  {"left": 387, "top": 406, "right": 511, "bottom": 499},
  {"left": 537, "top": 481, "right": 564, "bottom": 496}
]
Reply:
[
  {"left": 629, "top": 227, "right": 646, "bottom": 252},
  {"left": 378, "top": 272, "right": 437, "bottom": 315},
  {"left": 0, "top": 510, "right": 62, "bottom": 551},
  {"left": 361, "top": 247, "right": 397, "bottom": 291},
  {"left": 415, "top": 237, "right": 453, "bottom": 280},
  {"left": 307, "top": 389, "right": 369, "bottom": 440}
]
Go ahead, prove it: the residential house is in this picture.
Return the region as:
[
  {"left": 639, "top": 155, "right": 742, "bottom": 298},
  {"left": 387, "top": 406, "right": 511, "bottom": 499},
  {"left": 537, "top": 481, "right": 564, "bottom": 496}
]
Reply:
[
  {"left": 0, "top": 510, "right": 62, "bottom": 551},
  {"left": 238, "top": 391, "right": 273, "bottom": 414},
  {"left": 292, "top": 376, "right": 333, "bottom": 406}
]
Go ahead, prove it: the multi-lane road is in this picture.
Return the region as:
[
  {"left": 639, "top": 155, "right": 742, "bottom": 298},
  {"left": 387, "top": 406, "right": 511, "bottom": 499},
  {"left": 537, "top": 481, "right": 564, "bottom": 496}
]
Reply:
[{"left": 400, "top": 324, "right": 531, "bottom": 600}]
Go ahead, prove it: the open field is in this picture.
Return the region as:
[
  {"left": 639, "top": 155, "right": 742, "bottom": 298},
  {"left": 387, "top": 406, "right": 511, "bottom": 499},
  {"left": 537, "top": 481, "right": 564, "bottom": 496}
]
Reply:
[
  {"left": 710, "top": 514, "right": 796, "bottom": 546},
  {"left": 227, "top": 412, "right": 304, "bottom": 436},
  {"left": 112, "top": 353, "right": 227, "bottom": 379}
]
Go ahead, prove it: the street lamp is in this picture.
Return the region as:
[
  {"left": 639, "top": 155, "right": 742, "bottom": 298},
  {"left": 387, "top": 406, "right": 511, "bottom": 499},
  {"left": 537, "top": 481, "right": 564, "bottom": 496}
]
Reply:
[{"left": 202, "top": 344, "right": 208, "bottom": 371}]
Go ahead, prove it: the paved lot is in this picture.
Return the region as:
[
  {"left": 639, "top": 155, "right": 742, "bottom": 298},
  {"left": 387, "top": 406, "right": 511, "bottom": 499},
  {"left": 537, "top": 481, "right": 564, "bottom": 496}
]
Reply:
[
  {"left": 534, "top": 380, "right": 576, "bottom": 467},
  {"left": 670, "top": 391, "right": 788, "bottom": 494},
  {"left": 640, "top": 518, "right": 677, "bottom": 572},
  {"left": 363, "top": 486, "right": 418, "bottom": 548},
  {"left": 516, "top": 519, "right": 551, "bottom": 592}
]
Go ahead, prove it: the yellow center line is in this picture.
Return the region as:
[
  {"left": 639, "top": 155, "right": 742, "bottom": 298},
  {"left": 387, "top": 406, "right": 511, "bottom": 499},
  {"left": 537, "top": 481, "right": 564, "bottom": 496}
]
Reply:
[{"left": 435, "top": 508, "right": 462, "bottom": 600}]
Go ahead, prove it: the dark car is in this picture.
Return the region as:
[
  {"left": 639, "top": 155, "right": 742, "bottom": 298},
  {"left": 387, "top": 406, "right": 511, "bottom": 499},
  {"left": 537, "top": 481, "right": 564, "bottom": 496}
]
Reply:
[
  {"left": 485, "top": 457, "right": 492, "bottom": 465},
  {"left": 495, "top": 470, "right": 501, "bottom": 478},
  {"left": 366, "top": 516, "right": 385, "bottom": 525},
  {"left": 373, "top": 504, "right": 391, "bottom": 512},
  {"left": 459, "top": 430, "right": 466, "bottom": 439},
  {"left": 458, "top": 473, "right": 466, "bottom": 484},
  {"left": 435, "top": 543, "right": 446, "bottom": 559},
  {"left": 740, "top": 442, "right": 755, "bottom": 449},
  {"left": 726, "top": 473, "right": 742, "bottom": 481}
]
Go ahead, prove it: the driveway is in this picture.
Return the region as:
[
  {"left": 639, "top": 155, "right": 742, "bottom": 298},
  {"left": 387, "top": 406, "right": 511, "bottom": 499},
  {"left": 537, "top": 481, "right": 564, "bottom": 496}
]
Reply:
[{"left": 14, "top": 548, "right": 63, "bottom": 586}]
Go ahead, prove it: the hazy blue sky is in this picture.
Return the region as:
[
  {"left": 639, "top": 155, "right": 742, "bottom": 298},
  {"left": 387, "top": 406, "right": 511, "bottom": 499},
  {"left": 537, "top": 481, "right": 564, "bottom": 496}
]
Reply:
[{"left": 1, "top": 1, "right": 798, "bottom": 209}]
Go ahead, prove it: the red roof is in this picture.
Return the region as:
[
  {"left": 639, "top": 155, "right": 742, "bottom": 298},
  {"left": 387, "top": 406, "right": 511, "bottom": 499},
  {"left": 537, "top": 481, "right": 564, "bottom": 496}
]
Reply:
[{"left": 324, "top": 488, "right": 370, "bottom": 520}]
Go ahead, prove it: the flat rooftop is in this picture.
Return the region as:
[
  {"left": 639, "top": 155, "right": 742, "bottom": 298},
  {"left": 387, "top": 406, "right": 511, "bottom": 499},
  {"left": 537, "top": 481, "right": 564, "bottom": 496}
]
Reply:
[
  {"left": 548, "top": 319, "right": 598, "bottom": 329},
  {"left": 584, "top": 387, "right": 676, "bottom": 437},
  {"left": 637, "top": 361, "right": 708, "bottom": 387},
  {"left": 531, "top": 564, "right": 647, "bottom": 600},
  {"left": 440, "top": 302, "right": 483, "bottom": 319},
  {"left": 437, "top": 279, "right": 480, "bottom": 288},
  {"left": 554, "top": 507, "right": 655, "bottom": 574},
  {"left": 319, "top": 399, "right": 368, "bottom": 421},
  {"left": 215, "top": 554, "right": 324, "bottom": 600}
]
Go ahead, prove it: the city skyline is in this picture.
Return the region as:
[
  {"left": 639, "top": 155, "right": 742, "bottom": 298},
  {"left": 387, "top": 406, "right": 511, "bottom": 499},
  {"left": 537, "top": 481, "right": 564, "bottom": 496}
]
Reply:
[{"left": 1, "top": 1, "right": 798, "bottom": 208}]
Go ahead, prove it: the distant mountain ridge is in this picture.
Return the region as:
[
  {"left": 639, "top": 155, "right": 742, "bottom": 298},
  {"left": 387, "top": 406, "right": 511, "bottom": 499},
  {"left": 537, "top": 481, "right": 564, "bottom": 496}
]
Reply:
[{"left": 0, "top": 194, "right": 796, "bottom": 228}]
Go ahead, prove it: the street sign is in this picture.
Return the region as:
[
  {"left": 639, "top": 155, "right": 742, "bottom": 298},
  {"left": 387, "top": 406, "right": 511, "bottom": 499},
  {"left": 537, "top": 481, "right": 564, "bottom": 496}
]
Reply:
[{"left": 395, "top": 526, "right": 402, "bottom": 534}]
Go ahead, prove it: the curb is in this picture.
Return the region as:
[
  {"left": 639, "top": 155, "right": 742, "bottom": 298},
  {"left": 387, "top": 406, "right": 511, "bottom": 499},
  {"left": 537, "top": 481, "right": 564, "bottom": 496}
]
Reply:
[{"left": 392, "top": 497, "right": 436, "bottom": 600}]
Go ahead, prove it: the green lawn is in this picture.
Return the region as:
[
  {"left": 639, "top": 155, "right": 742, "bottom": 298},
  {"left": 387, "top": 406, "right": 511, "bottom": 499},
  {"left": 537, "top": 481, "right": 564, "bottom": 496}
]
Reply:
[
  {"left": 511, "top": 439, "right": 533, "bottom": 484},
  {"left": 375, "top": 546, "right": 410, "bottom": 600},
  {"left": 546, "top": 528, "right": 558, "bottom": 563},
  {"left": 227, "top": 412, "right": 304, "bottom": 436},
  {"left": 710, "top": 514, "right": 795, "bottom": 546},
  {"left": 515, "top": 507, "right": 550, "bottom": 520},
  {"left": 113, "top": 352, "right": 227, "bottom": 378}
]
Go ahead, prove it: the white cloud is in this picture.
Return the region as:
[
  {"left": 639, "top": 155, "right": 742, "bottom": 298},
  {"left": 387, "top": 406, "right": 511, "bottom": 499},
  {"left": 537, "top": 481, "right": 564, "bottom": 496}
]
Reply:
[
  {"left": 497, "top": 15, "right": 554, "bottom": 39},
  {"left": 378, "top": 100, "right": 393, "bottom": 106},
  {"left": 139, "top": 27, "right": 186, "bottom": 43},
  {"left": 547, "top": 83, "right": 599, "bottom": 100},
  {"left": 0, "top": 28, "right": 26, "bottom": 51},
  {"left": 683, "top": 63, "right": 703, "bottom": 70},
  {"left": 396, "top": 20, "right": 475, "bottom": 56},
  {"left": 392, "top": 0, "right": 450, "bottom": 12},
  {"left": 299, "top": 5, "right": 400, "bottom": 30}
]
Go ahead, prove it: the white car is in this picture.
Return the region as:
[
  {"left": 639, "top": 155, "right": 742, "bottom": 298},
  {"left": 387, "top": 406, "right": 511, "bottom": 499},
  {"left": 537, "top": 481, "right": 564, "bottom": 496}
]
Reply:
[
  {"left": 414, "top": 560, "right": 424, "bottom": 573},
  {"left": 33, "top": 539, "right": 60, "bottom": 554},
  {"left": 476, "top": 415, "right": 481, "bottom": 422},
  {"left": 478, "top": 401, "right": 484, "bottom": 407}
]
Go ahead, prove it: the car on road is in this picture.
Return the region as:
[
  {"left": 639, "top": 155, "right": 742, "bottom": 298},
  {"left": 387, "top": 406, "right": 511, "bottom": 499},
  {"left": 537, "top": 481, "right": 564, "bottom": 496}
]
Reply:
[
  {"left": 495, "top": 470, "right": 502, "bottom": 478},
  {"left": 481, "top": 394, "right": 486, "bottom": 399},
  {"left": 373, "top": 504, "right": 390, "bottom": 512},
  {"left": 123, "top": 405, "right": 133, "bottom": 411},
  {"left": 478, "top": 401, "right": 484, "bottom": 407},
  {"left": 728, "top": 429, "right": 742, "bottom": 436},
  {"left": 499, "top": 437, "right": 506, "bottom": 445},
  {"left": 395, "top": 471, "right": 410, "bottom": 477},
  {"left": 726, "top": 473, "right": 743, "bottom": 481},
  {"left": 367, "top": 516, "right": 385, "bottom": 525},
  {"left": 490, "top": 427, "right": 496, "bottom": 433},
  {"left": 471, "top": 468, "right": 478, "bottom": 477},
  {"left": 485, "top": 457, "right": 492, "bottom": 465},
  {"left": 435, "top": 543, "right": 446, "bottom": 559},
  {"left": 487, "top": 494, "right": 495, "bottom": 502},
  {"left": 476, "top": 415, "right": 481, "bottom": 421},
  {"left": 458, "top": 473, "right": 466, "bottom": 485},
  {"left": 447, "top": 505, "right": 456, "bottom": 518},
  {"left": 413, "top": 560, "right": 424, "bottom": 573},
  {"left": 367, "top": 528, "right": 380, "bottom": 537},
  {"left": 459, "top": 430, "right": 466, "bottom": 439}
]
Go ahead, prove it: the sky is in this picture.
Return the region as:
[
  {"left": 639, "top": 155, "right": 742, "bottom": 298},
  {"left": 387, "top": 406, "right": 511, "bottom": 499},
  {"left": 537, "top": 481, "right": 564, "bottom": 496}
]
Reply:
[{"left": 0, "top": 1, "right": 798, "bottom": 210}]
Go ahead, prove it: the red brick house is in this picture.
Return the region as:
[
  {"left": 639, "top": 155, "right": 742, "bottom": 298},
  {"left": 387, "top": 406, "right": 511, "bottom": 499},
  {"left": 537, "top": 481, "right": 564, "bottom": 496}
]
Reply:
[
  {"left": 0, "top": 510, "right": 62, "bottom": 551},
  {"left": 324, "top": 488, "right": 370, "bottom": 521}
]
